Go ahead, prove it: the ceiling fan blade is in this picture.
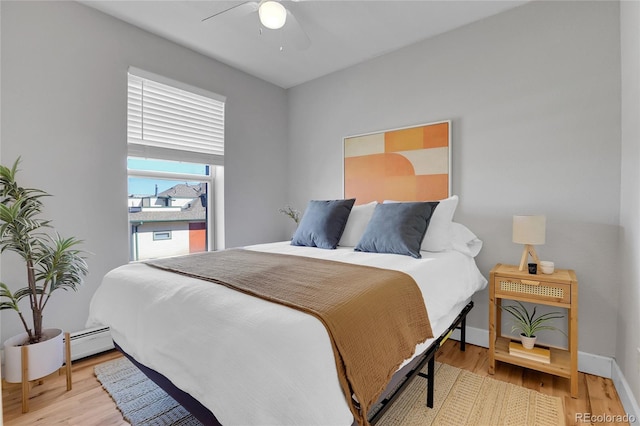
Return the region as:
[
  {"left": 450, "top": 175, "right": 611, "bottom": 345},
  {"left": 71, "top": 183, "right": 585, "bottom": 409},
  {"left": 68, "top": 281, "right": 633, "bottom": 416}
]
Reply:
[
  {"left": 201, "top": 1, "right": 259, "bottom": 23},
  {"left": 282, "top": 9, "right": 310, "bottom": 50}
]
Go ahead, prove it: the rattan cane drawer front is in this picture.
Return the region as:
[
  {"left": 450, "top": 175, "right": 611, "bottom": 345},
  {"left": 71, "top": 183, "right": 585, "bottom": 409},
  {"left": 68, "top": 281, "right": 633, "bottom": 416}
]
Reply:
[{"left": 495, "top": 277, "right": 571, "bottom": 304}]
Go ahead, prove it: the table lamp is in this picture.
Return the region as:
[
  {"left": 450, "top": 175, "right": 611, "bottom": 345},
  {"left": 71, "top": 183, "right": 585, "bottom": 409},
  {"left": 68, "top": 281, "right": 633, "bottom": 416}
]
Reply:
[{"left": 512, "top": 215, "right": 546, "bottom": 272}]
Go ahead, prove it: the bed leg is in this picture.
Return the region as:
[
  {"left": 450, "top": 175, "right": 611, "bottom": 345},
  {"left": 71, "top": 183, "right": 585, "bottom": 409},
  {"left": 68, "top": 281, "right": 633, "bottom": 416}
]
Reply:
[
  {"left": 460, "top": 315, "right": 467, "bottom": 352},
  {"left": 426, "top": 355, "right": 434, "bottom": 408}
]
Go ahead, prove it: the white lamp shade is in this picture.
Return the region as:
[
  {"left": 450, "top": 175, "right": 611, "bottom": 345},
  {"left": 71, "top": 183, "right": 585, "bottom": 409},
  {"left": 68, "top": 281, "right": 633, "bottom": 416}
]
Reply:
[
  {"left": 512, "top": 215, "right": 546, "bottom": 245},
  {"left": 259, "top": 1, "right": 287, "bottom": 30}
]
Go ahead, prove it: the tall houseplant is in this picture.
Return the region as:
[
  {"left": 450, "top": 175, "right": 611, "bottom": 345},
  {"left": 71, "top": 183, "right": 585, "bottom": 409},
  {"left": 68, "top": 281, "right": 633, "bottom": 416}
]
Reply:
[{"left": 0, "top": 158, "right": 88, "bottom": 346}]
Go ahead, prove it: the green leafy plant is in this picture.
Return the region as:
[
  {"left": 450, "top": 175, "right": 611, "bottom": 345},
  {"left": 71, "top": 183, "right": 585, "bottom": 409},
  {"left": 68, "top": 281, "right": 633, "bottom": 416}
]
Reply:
[
  {"left": 500, "top": 300, "right": 566, "bottom": 338},
  {"left": 0, "top": 158, "right": 88, "bottom": 345}
]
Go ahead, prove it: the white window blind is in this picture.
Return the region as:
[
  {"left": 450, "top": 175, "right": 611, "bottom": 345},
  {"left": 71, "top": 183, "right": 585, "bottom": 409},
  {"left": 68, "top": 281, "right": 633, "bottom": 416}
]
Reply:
[{"left": 127, "top": 68, "right": 225, "bottom": 166}]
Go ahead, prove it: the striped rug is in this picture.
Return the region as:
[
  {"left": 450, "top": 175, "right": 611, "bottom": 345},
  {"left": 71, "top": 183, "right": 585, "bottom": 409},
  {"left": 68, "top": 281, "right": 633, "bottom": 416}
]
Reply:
[{"left": 95, "top": 358, "right": 564, "bottom": 425}]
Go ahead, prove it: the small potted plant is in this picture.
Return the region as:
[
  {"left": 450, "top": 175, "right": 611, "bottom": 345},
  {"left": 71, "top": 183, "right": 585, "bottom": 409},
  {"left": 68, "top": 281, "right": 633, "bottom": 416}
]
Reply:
[
  {"left": 279, "top": 204, "right": 300, "bottom": 238},
  {"left": 278, "top": 205, "right": 301, "bottom": 225},
  {"left": 500, "top": 300, "right": 566, "bottom": 349},
  {"left": 0, "top": 158, "right": 88, "bottom": 383}
]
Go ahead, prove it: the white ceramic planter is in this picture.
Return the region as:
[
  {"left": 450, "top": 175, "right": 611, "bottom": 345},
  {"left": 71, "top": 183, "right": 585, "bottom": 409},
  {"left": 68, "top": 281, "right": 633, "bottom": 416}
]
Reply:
[
  {"left": 3, "top": 328, "right": 64, "bottom": 383},
  {"left": 520, "top": 334, "right": 537, "bottom": 350}
]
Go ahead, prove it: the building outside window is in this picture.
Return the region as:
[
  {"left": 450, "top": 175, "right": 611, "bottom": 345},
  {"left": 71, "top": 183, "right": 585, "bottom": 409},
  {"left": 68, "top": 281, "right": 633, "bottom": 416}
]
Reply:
[{"left": 128, "top": 158, "right": 213, "bottom": 260}]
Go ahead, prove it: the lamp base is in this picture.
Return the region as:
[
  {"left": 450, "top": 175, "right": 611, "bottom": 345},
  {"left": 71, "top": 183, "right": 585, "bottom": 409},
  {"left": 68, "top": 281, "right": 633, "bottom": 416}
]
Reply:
[{"left": 518, "top": 244, "right": 540, "bottom": 272}]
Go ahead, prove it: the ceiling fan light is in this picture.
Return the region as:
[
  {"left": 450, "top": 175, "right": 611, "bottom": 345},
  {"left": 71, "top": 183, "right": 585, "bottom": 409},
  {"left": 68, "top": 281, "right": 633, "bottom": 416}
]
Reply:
[{"left": 259, "top": 1, "right": 287, "bottom": 30}]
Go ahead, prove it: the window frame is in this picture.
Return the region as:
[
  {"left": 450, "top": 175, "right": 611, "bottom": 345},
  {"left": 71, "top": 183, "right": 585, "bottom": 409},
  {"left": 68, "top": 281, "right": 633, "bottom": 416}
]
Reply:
[
  {"left": 152, "top": 230, "right": 173, "bottom": 241},
  {"left": 127, "top": 160, "right": 221, "bottom": 259},
  {"left": 126, "top": 68, "right": 226, "bottom": 260}
]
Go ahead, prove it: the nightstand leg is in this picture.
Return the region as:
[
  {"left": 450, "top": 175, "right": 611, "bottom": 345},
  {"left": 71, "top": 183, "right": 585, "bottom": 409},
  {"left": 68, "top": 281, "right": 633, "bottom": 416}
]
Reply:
[
  {"left": 570, "top": 273, "right": 579, "bottom": 398},
  {"left": 488, "top": 274, "right": 496, "bottom": 375}
]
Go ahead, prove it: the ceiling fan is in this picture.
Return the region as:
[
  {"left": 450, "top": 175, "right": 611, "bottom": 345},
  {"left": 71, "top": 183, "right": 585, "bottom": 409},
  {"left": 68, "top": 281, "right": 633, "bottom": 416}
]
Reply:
[{"left": 202, "top": 1, "right": 311, "bottom": 51}]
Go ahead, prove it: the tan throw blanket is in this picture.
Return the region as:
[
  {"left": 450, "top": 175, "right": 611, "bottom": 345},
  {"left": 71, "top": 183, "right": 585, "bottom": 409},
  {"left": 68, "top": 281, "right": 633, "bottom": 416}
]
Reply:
[{"left": 147, "top": 249, "right": 432, "bottom": 425}]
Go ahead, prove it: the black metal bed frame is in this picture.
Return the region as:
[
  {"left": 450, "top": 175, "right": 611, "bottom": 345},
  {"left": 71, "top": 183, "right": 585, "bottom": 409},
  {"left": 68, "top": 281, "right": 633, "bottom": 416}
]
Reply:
[
  {"left": 117, "top": 300, "right": 474, "bottom": 426},
  {"left": 368, "top": 300, "right": 474, "bottom": 424}
]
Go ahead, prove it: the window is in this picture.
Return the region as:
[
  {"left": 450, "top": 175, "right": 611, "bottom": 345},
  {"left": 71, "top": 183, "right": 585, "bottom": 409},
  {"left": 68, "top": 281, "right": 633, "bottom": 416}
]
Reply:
[
  {"left": 127, "top": 68, "right": 225, "bottom": 261},
  {"left": 153, "top": 231, "right": 172, "bottom": 241}
]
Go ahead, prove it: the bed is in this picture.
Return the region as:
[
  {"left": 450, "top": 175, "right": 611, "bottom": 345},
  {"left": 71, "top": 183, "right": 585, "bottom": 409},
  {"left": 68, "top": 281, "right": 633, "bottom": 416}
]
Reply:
[{"left": 87, "top": 198, "right": 487, "bottom": 425}]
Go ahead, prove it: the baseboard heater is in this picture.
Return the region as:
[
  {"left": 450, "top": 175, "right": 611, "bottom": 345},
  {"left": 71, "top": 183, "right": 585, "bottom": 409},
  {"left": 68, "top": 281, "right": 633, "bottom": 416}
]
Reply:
[{"left": 69, "top": 326, "right": 114, "bottom": 361}]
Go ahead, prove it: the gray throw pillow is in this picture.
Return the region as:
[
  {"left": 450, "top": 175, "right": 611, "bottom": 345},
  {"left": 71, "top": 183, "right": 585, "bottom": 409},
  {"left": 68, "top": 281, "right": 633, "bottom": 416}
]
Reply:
[
  {"left": 291, "top": 199, "right": 356, "bottom": 249},
  {"left": 354, "top": 202, "right": 439, "bottom": 258}
]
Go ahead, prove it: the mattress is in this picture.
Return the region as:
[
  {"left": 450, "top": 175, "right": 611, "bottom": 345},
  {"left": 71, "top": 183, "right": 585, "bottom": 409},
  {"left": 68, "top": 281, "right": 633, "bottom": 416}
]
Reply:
[{"left": 87, "top": 242, "right": 487, "bottom": 425}]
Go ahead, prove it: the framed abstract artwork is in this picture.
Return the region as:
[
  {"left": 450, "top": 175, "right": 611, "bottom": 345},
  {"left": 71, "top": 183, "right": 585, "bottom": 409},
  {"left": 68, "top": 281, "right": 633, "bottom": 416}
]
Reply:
[{"left": 343, "top": 120, "right": 451, "bottom": 204}]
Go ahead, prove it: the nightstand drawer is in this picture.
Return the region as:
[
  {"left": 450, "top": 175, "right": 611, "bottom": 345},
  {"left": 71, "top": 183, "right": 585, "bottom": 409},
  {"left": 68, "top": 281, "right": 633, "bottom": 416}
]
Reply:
[{"left": 494, "top": 276, "right": 570, "bottom": 304}]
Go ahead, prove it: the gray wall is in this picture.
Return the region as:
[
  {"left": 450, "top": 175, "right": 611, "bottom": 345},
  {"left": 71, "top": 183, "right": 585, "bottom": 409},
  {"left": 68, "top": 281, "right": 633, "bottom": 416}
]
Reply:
[
  {"left": 0, "top": 1, "right": 289, "bottom": 340},
  {"left": 618, "top": 0, "right": 640, "bottom": 406},
  {"left": 287, "top": 1, "right": 622, "bottom": 357}
]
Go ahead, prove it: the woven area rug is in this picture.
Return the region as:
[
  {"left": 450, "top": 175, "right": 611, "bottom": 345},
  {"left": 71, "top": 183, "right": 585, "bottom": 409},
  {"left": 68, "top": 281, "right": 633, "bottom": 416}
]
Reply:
[{"left": 95, "top": 357, "right": 564, "bottom": 426}]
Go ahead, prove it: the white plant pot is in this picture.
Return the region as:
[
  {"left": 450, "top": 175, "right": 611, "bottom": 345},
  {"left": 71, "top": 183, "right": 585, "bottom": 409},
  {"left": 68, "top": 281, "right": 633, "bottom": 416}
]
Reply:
[
  {"left": 3, "top": 328, "right": 64, "bottom": 383},
  {"left": 520, "top": 334, "right": 537, "bottom": 350}
]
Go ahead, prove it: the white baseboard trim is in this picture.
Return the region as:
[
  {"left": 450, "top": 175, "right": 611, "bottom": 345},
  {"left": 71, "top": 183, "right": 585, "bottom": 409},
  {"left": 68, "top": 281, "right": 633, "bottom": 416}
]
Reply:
[
  {"left": 449, "top": 326, "right": 639, "bottom": 421},
  {"left": 579, "top": 351, "right": 613, "bottom": 379},
  {"left": 448, "top": 326, "right": 487, "bottom": 351},
  {"left": 612, "top": 359, "right": 640, "bottom": 422}
]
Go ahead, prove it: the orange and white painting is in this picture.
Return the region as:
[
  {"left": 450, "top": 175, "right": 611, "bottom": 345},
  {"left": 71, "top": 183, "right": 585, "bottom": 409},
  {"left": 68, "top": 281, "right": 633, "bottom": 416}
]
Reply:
[{"left": 344, "top": 120, "right": 451, "bottom": 204}]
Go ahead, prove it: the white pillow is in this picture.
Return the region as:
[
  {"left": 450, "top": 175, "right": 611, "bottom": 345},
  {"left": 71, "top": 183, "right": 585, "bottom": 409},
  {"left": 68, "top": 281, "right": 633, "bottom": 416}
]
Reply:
[
  {"left": 385, "top": 195, "right": 458, "bottom": 252},
  {"left": 338, "top": 201, "right": 378, "bottom": 247},
  {"left": 451, "top": 222, "right": 483, "bottom": 257},
  {"left": 421, "top": 195, "right": 458, "bottom": 252}
]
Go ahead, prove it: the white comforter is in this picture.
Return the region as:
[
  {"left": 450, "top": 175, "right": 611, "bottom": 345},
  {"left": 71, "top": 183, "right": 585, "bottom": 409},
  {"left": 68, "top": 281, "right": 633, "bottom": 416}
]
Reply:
[{"left": 87, "top": 242, "right": 487, "bottom": 425}]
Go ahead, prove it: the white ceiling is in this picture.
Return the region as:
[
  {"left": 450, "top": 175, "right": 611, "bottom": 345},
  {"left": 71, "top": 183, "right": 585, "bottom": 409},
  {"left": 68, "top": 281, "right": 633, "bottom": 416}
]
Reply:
[{"left": 80, "top": 1, "right": 528, "bottom": 89}]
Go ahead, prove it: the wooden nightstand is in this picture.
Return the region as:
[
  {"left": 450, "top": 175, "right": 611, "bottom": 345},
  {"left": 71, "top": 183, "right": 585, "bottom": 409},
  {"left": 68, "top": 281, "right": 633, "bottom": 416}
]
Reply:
[{"left": 488, "top": 263, "right": 578, "bottom": 398}]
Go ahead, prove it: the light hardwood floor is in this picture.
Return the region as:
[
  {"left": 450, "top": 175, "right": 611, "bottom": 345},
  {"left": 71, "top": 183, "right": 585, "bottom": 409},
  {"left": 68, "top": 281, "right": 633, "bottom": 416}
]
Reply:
[{"left": 1, "top": 340, "right": 630, "bottom": 425}]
